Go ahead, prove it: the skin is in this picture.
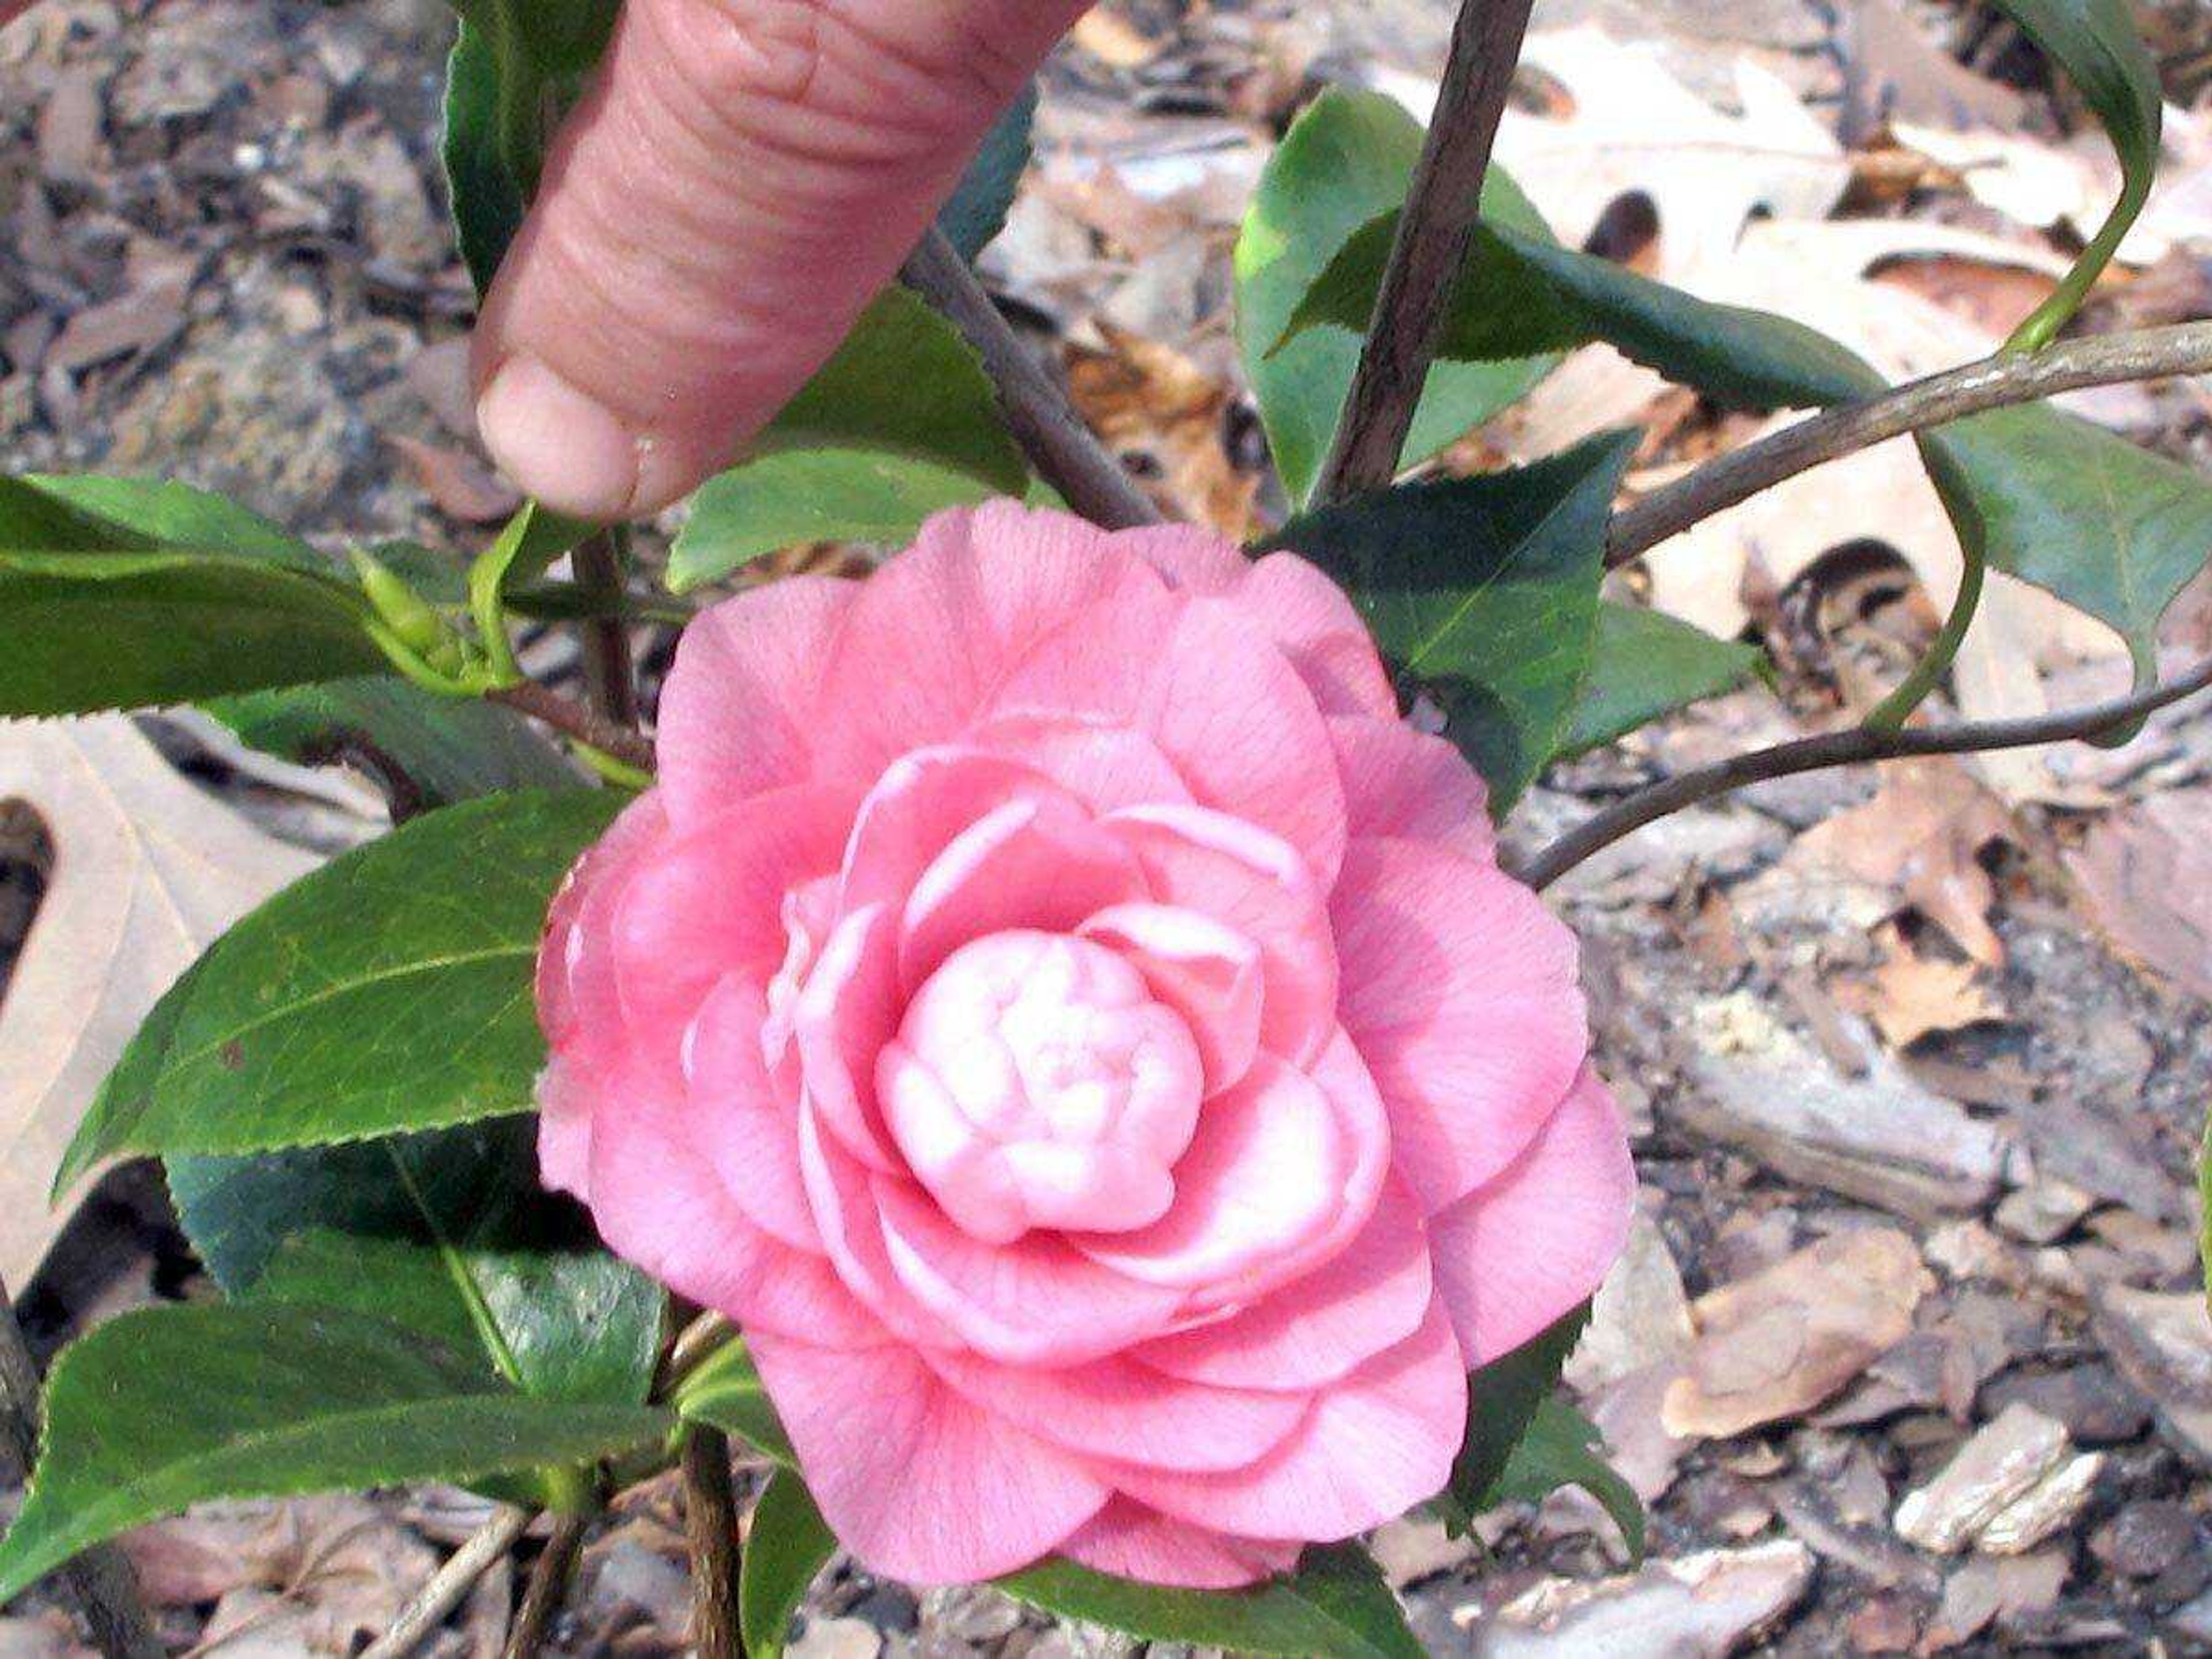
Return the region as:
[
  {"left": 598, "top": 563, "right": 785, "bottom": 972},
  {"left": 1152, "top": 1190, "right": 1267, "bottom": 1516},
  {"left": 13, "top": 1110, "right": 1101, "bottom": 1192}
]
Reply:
[{"left": 0, "top": 0, "right": 1080, "bottom": 520}]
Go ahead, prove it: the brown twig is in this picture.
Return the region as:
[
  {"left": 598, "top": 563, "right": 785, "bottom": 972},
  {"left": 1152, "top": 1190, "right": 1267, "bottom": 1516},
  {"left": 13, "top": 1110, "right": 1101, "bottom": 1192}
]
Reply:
[
  {"left": 500, "top": 1513, "right": 586, "bottom": 1659},
  {"left": 1608, "top": 321, "right": 2212, "bottom": 565},
  {"left": 486, "top": 680, "right": 656, "bottom": 772},
  {"left": 1313, "top": 0, "right": 1538, "bottom": 503},
  {"left": 1513, "top": 653, "right": 2212, "bottom": 891},
  {"left": 899, "top": 227, "right": 1161, "bottom": 531},
  {"left": 570, "top": 529, "right": 641, "bottom": 729},
  {"left": 0, "top": 1285, "right": 164, "bottom": 1659},
  {"left": 360, "top": 1505, "right": 533, "bottom": 1659},
  {"left": 680, "top": 1426, "right": 744, "bottom": 1659}
]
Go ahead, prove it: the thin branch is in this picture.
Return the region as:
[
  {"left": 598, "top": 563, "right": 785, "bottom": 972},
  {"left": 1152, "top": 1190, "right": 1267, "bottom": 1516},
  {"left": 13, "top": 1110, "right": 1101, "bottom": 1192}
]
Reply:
[
  {"left": 1514, "top": 653, "right": 2212, "bottom": 891},
  {"left": 1608, "top": 321, "right": 2212, "bottom": 565},
  {"left": 0, "top": 1285, "right": 164, "bottom": 1659},
  {"left": 487, "top": 680, "right": 656, "bottom": 772},
  {"left": 899, "top": 228, "right": 1160, "bottom": 531},
  {"left": 501, "top": 1513, "right": 586, "bottom": 1659},
  {"left": 680, "top": 1427, "right": 744, "bottom": 1659},
  {"left": 361, "top": 1506, "right": 533, "bottom": 1659},
  {"left": 570, "top": 529, "right": 641, "bottom": 729},
  {"left": 1314, "top": 0, "right": 1537, "bottom": 503}
]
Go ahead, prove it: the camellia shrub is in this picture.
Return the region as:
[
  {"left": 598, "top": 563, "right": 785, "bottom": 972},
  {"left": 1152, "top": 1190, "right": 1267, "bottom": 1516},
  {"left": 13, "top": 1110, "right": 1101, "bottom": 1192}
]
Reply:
[{"left": 3, "top": 0, "right": 2211, "bottom": 1655}]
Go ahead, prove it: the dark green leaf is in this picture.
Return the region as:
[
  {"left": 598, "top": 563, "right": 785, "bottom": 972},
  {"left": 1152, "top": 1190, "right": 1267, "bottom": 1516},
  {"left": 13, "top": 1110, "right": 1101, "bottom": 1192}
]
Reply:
[
  {"left": 204, "top": 677, "right": 580, "bottom": 809},
  {"left": 740, "top": 1471, "right": 838, "bottom": 1659},
  {"left": 59, "top": 790, "right": 624, "bottom": 1185},
  {"left": 1234, "top": 90, "right": 1559, "bottom": 506},
  {"left": 1559, "top": 603, "right": 1769, "bottom": 756},
  {"left": 937, "top": 85, "right": 1036, "bottom": 262},
  {"left": 12, "top": 475, "right": 313, "bottom": 558},
  {"left": 0, "top": 1302, "right": 671, "bottom": 1604},
  {"left": 673, "top": 1339, "right": 795, "bottom": 1467},
  {"left": 1001, "top": 1544, "right": 1423, "bottom": 1658},
  {"left": 1268, "top": 433, "right": 1636, "bottom": 813},
  {"left": 1445, "top": 1304, "right": 1589, "bottom": 1532},
  {"left": 166, "top": 1116, "right": 662, "bottom": 1407},
  {"left": 1482, "top": 1398, "right": 1646, "bottom": 1559}
]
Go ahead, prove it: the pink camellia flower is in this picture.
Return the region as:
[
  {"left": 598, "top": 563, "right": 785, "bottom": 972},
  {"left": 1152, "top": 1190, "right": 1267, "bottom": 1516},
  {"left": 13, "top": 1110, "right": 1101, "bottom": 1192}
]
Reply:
[{"left": 536, "top": 503, "right": 1633, "bottom": 1588}]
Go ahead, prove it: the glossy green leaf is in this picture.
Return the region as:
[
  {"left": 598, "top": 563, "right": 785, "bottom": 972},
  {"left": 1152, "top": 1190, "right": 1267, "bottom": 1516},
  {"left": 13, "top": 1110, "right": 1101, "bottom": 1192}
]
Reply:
[
  {"left": 0, "top": 1302, "right": 671, "bottom": 1604},
  {"left": 1001, "top": 1544, "right": 1422, "bottom": 1658},
  {"left": 59, "top": 790, "right": 624, "bottom": 1185},
  {"left": 1268, "top": 432, "right": 1636, "bottom": 813},
  {"left": 1482, "top": 1398, "right": 1646, "bottom": 1559},
  {"left": 1445, "top": 1304, "right": 1590, "bottom": 1531},
  {"left": 740, "top": 1471, "right": 838, "bottom": 1659},
  {"left": 673, "top": 1339, "right": 796, "bottom": 1466},
  {"left": 166, "top": 1116, "right": 662, "bottom": 1407},
  {"left": 938, "top": 85, "right": 1036, "bottom": 262},
  {"left": 1559, "top": 603, "right": 1768, "bottom": 756},
  {"left": 12, "top": 474, "right": 313, "bottom": 557},
  {"left": 1235, "top": 90, "right": 1559, "bottom": 506},
  {"left": 670, "top": 450, "right": 998, "bottom": 589},
  {"left": 204, "top": 677, "right": 579, "bottom": 809}
]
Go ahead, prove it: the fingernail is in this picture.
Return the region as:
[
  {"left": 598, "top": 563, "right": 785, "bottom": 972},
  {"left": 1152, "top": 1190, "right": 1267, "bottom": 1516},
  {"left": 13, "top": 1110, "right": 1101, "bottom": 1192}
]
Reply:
[{"left": 476, "top": 353, "right": 641, "bottom": 522}]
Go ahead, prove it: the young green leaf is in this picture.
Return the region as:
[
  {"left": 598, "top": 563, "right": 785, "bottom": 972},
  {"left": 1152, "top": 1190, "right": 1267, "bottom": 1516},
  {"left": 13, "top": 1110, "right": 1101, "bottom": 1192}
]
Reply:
[
  {"left": 0, "top": 1302, "right": 671, "bottom": 1604},
  {"left": 58, "top": 789, "right": 624, "bottom": 1185},
  {"left": 1480, "top": 1398, "right": 1646, "bottom": 1559},
  {"left": 1559, "top": 603, "right": 1770, "bottom": 757},
  {"left": 1445, "top": 1304, "right": 1591, "bottom": 1531},
  {"left": 1001, "top": 1544, "right": 1423, "bottom": 1658},
  {"left": 1235, "top": 90, "right": 1560, "bottom": 507},
  {"left": 1267, "top": 431, "right": 1637, "bottom": 813},
  {"left": 166, "top": 1116, "right": 663, "bottom": 1408},
  {"left": 673, "top": 1339, "right": 796, "bottom": 1467},
  {"left": 740, "top": 1472, "right": 839, "bottom": 1659}
]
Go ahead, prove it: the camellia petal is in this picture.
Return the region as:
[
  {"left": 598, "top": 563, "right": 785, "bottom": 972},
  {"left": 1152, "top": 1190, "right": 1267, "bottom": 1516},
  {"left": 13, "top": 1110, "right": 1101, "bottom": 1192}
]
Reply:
[
  {"left": 1056, "top": 1498, "right": 1304, "bottom": 1590},
  {"left": 1080, "top": 902, "right": 1265, "bottom": 1095},
  {"left": 1327, "top": 716, "right": 1496, "bottom": 860}
]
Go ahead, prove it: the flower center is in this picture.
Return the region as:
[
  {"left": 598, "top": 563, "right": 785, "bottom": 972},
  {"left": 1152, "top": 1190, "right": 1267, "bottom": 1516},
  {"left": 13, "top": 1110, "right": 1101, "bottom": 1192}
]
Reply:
[{"left": 877, "top": 930, "right": 1205, "bottom": 1245}]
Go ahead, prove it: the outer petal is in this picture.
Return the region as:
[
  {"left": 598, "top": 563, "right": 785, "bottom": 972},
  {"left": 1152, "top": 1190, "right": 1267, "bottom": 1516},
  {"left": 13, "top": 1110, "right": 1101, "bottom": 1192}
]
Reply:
[
  {"left": 798, "top": 1108, "right": 966, "bottom": 1350},
  {"left": 1056, "top": 1498, "right": 1303, "bottom": 1590},
  {"left": 751, "top": 1333, "right": 1110, "bottom": 1585},
  {"left": 1326, "top": 717, "right": 1494, "bottom": 861},
  {"left": 683, "top": 974, "right": 817, "bottom": 1252},
  {"left": 536, "top": 793, "right": 668, "bottom": 1066},
  {"left": 811, "top": 502, "right": 1165, "bottom": 782},
  {"left": 534, "top": 1059, "right": 597, "bottom": 1201},
  {"left": 1429, "top": 1066, "right": 1635, "bottom": 1366},
  {"left": 1081, "top": 903, "right": 1264, "bottom": 1096},
  {"left": 1133, "top": 1180, "right": 1434, "bottom": 1392},
  {"left": 837, "top": 747, "right": 1060, "bottom": 916},
  {"left": 1107, "top": 1301, "right": 1467, "bottom": 1543},
  {"left": 656, "top": 575, "right": 855, "bottom": 824},
  {"left": 1333, "top": 837, "right": 1587, "bottom": 1212}
]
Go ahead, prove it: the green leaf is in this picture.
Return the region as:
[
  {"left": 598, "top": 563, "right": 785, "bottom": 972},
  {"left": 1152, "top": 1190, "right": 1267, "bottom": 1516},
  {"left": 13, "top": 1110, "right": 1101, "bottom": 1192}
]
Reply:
[
  {"left": 1445, "top": 1304, "right": 1590, "bottom": 1530},
  {"left": 1987, "top": 0, "right": 2161, "bottom": 346},
  {"left": 670, "top": 288, "right": 1028, "bottom": 590},
  {"left": 1559, "top": 603, "right": 1768, "bottom": 756},
  {"left": 166, "top": 1116, "right": 663, "bottom": 1407},
  {"left": 938, "top": 85, "right": 1036, "bottom": 262},
  {"left": 673, "top": 1339, "right": 795, "bottom": 1467},
  {"left": 469, "top": 502, "right": 594, "bottom": 679},
  {"left": 1234, "top": 90, "right": 1559, "bottom": 507},
  {"left": 58, "top": 789, "right": 624, "bottom": 1185},
  {"left": 740, "top": 1472, "right": 838, "bottom": 1659},
  {"left": 1482, "top": 1398, "right": 1646, "bottom": 1560},
  {"left": 0, "top": 1302, "right": 672, "bottom": 1604},
  {"left": 1267, "top": 432, "right": 1636, "bottom": 813},
  {"left": 204, "top": 677, "right": 580, "bottom": 808},
  {"left": 1001, "top": 1544, "right": 1423, "bottom": 1658},
  {"left": 12, "top": 474, "right": 315, "bottom": 558},
  {"left": 671, "top": 450, "right": 999, "bottom": 588}
]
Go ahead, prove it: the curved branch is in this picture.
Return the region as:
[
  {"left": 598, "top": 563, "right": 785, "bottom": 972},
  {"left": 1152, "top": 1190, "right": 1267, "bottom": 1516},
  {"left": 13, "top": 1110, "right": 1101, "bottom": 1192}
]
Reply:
[
  {"left": 1514, "top": 654, "right": 2212, "bottom": 891},
  {"left": 1607, "top": 321, "right": 2212, "bottom": 565}
]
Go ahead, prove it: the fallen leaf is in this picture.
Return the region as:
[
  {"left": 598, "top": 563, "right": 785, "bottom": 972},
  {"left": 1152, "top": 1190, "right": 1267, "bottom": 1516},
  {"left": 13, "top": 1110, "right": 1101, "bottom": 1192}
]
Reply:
[
  {"left": 1835, "top": 0, "right": 2027, "bottom": 137},
  {"left": 1071, "top": 7, "right": 1161, "bottom": 69},
  {"left": 2066, "top": 789, "right": 2212, "bottom": 1004},
  {"left": 388, "top": 433, "right": 521, "bottom": 524},
  {"left": 1847, "top": 927, "right": 2005, "bottom": 1047},
  {"left": 168, "top": 1497, "right": 439, "bottom": 1654},
  {"left": 0, "top": 716, "right": 318, "bottom": 1288},
  {"left": 1066, "top": 320, "right": 1257, "bottom": 537}
]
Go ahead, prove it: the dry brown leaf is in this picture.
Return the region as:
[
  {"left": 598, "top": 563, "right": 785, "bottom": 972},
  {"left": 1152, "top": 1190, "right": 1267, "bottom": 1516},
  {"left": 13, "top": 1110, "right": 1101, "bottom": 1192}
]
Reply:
[
  {"left": 1066, "top": 320, "right": 1257, "bottom": 537},
  {"left": 1836, "top": 0, "right": 2027, "bottom": 136},
  {"left": 1071, "top": 7, "right": 1161, "bottom": 69},
  {"left": 160, "top": 1497, "right": 440, "bottom": 1656},
  {"left": 388, "top": 433, "right": 521, "bottom": 525},
  {"left": 0, "top": 717, "right": 317, "bottom": 1288},
  {"left": 1846, "top": 927, "right": 2005, "bottom": 1047},
  {"left": 1662, "top": 1229, "right": 1931, "bottom": 1439},
  {"left": 1793, "top": 759, "right": 2012, "bottom": 967},
  {"left": 2066, "top": 790, "right": 2212, "bottom": 1004}
]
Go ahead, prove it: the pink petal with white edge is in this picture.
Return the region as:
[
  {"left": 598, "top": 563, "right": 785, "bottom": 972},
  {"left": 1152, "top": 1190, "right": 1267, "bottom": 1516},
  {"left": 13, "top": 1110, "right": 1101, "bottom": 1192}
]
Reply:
[
  {"left": 897, "top": 794, "right": 1142, "bottom": 989},
  {"left": 749, "top": 1332, "right": 1111, "bottom": 1585},
  {"left": 797, "top": 1109, "right": 967, "bottom": 1351},
  {"left": 1327, "top": 717, "right": 1495, "bottom": 861},
  {"left": 1333, "top": 836, "right": 1588, "bottom": 1213},
  {"left": 683, "top": 974, "right": 818, "bottom": 1252},
  {"left": 873, "top": 1178, "right": 1188, "bottom": 1366},
  {"left": 1056, "top": 1498, "right": 1303, "bottom": 1589},
  {"left": 967, "top": 711, "right": 1194, "bottom": 815},
  {"left": 922, "top": 1347, "right": 1306, "bottom": 1473},
  {"left": 1105, "top": 805, "right": 1338, "bottom": 1069},
  {"left": 1108, "top": 1300, "right": 1467, "bottom": 1543},
  {"left": 793, "top": 903, "right": 904, "bottom": 1172},
  {"left": 656, "top": 575, "right": 856, "bottom": 825},
  {"left": 811, "top": 502, "right": 1166, "bottom": 783},
  {"left": 1081, "top": 903, "right": 1264, "bottom": 1095},
  {"left": 988, "top": 588, "right": 1349, "bottom": 887},
  {"left": 838, "top": 747, "right": 1060, "bottom": 916},
  {"left": 1429, "top": 1065, "right": 1634, "bottom": 1366},
  {"left": 1133, "top": 1177, "right": 1433, "bottom": 1392}
]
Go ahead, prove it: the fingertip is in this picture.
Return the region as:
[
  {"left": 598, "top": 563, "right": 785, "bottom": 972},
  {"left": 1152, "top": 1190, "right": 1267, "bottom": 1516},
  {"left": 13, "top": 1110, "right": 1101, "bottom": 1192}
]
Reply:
[{"left": 477, "top": 351, "right": 646, "bottom": 522}]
